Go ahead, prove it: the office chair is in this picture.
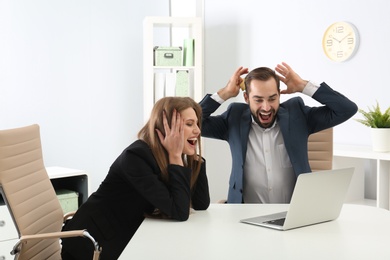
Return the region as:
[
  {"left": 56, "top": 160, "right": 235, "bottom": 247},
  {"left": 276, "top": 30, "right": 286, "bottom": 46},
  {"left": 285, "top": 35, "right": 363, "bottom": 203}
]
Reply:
[
  {"left": 0, "top": 124, "right": 101, "bottom": 260},
  {"left": 308, "top": 127, "right": 333, "bottom": 171}
]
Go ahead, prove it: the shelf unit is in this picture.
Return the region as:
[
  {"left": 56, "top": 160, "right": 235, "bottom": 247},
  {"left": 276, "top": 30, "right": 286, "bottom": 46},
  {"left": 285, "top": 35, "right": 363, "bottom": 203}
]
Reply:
[
  {"left": 0, "top": 167, "right": 89, "bottom": 260},
  {"left": 333, "top": 144, "right": 390, "bottom": 209},
  {"left": 143, "top": 16, "right": 203, "bottom": 122}
]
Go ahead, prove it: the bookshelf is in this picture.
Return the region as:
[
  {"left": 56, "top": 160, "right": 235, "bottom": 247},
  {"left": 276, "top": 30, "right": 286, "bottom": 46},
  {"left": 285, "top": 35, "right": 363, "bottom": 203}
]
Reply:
[
  {"left": 333, "top": 144, "right": 390, "bottom": 210},
  {"left": 143, "top": 16, "right": 203, "bottom": 122}
]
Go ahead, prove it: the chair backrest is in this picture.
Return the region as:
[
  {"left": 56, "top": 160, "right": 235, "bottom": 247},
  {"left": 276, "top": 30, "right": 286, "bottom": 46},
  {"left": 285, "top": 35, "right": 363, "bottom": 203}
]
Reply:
[
  {"left": 307, "top": 128, "right": 333, "bottom": 171},
  {"left": 0, "top": 124, "right": 64, "bottom": 260}
]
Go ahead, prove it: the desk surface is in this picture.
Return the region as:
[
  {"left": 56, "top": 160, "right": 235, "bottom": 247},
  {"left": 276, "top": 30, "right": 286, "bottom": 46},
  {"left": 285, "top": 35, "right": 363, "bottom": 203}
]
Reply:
[
  {"left": 334, "top": 144, "right": 390, "bottom": 160},
  {"left": 119, "top": 203, "right": 390, "bottom": 260}
]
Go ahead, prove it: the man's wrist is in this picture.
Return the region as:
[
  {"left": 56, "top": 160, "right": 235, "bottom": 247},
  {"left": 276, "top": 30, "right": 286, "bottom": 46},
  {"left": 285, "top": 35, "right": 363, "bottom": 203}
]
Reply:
[
  {"left": 211, "top": 93, "right": 225, "bottom": 104},
  {"left": 302, "top": 81, "right": 320, "bottom": 97}
]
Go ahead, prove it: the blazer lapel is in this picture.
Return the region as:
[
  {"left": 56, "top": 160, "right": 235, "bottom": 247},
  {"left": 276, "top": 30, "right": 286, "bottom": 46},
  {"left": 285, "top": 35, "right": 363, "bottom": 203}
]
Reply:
[
  {"left": 278, "top": 106, "right": 290, "bottom": 136},
  {"left": 240, "top": 108, "right": 252, "bottom": 159},
  {"left": 277, "top": 106, "right": 292, "bottom": 155}
]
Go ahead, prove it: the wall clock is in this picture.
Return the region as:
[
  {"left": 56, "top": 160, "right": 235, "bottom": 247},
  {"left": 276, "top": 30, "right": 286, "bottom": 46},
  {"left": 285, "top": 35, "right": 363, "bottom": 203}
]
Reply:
[{"left": 322, "top": 21, "right": 360, "bottom": 62}]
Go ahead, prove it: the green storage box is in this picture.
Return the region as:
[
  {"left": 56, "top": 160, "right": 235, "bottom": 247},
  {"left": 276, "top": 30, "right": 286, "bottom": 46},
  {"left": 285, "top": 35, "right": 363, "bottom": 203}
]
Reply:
[
  {"left": 56, "top": 189, "right": 79, "bottom": 214},
  {"left": 154, "top": 46, "right": 182, "bottom": 66}
]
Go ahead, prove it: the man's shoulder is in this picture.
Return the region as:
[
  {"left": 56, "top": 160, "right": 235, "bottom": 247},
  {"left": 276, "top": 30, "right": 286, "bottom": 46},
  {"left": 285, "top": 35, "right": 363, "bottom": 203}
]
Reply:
[
  {"left": 280, "top": 96, "right": 304, "bottom": 108},
  {"left": 228, "top": 102, "right": 249, "bottom": 110},
  {"left": 226, "top": 103, "right": 251, "bottom": 124}
]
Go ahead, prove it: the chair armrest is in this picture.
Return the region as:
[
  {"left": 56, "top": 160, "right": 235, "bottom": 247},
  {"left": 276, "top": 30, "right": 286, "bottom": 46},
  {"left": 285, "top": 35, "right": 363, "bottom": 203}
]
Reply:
[
  {"left": 12, "top": 230, "right": 101, "bottom": 258},
  {"left": 19, "top": 230, "right": 85, "bottom": 241},
  {"left": 63, "top": 211, "right": 76, "bottom": 222}
]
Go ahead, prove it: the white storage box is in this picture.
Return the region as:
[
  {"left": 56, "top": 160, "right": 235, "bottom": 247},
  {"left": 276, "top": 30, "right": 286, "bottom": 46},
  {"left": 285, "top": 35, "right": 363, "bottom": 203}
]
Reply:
[{"left": 154, "top": 46, "right": 182, "bottom": 66}]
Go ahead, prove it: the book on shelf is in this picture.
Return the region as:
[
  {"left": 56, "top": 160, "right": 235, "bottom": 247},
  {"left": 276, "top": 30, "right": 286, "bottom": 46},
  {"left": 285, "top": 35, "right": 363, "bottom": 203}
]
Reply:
[
  {"left": 153, "top": 70, "right": 193, "bottom": 99},
  {"left": 165, "top": 72, "right": 176, "bottom": 97},
  {"left": 154, "top": 72, "right": 165, "bottom": 103},
  {"left": 183, "top": 38, "right": 194, "bottom": 66}
]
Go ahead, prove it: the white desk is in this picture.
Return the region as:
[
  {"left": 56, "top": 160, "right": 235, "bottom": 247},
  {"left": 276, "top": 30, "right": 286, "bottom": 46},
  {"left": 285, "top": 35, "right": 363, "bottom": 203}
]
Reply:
[
  {"left": 333, "top": 144, "right": 390, "bottom": 209},
  {"left": 119, "top": 204, "right": 390, "bottom": 260}
]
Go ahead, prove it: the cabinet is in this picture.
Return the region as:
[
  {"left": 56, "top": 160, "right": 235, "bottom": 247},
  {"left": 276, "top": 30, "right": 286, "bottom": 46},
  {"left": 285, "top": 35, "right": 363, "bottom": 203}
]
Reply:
[
  {"left": 0, "top": 167, "right": 89, "bottom": 260},
  {"left": 333, "top": 144, "right": 390, "bottom": 210},
  {"left": 143, "top": 16, "right": 203, "bottom": 121}
]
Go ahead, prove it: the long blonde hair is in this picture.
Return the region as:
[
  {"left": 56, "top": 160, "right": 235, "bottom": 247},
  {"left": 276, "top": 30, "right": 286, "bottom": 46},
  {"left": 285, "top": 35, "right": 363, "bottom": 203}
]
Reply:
[{"left": 138, "top": 97, "right": 202, "bottom": 189}]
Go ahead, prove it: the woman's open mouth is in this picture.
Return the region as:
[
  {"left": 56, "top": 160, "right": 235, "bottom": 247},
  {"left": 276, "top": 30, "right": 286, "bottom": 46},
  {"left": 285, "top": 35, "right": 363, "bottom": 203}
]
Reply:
[{"left": 187, "top": 138, "right": 197, "bottom": 146}]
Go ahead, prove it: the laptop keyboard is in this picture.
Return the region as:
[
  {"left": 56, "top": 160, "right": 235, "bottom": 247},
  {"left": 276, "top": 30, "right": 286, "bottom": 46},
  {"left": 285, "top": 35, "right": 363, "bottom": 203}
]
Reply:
[{"left": 264, "top": 218, "right": 286, "bottom": 226}]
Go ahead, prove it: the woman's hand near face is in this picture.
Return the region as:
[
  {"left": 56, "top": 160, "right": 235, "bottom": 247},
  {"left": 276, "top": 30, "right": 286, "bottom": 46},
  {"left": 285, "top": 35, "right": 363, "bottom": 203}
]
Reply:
[{"left": 156, "top": 109, "right": 184, "bottom": 166}]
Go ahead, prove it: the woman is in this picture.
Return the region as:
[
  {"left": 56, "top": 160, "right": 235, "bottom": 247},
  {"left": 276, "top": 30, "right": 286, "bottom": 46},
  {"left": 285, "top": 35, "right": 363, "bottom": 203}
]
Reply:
[{"left": 61, "top": 97, "right": 210, "bottom": 260}]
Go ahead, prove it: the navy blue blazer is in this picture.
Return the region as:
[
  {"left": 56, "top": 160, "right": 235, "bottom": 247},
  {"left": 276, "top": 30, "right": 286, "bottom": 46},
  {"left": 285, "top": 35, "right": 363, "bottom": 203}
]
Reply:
[{"left": 200, "top": 83, "right": 357, "bottom": 203}]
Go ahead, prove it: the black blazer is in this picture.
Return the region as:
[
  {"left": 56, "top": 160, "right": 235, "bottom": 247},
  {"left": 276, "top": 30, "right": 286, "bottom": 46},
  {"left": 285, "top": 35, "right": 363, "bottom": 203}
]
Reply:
[{"left": 61, "top": 140, "right": 210, "bottom": 260}]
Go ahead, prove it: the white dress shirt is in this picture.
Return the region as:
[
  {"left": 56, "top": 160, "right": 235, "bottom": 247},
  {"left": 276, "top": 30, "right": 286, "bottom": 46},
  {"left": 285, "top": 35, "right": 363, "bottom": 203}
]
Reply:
[{"left": 243, "top": 120, "right": 295, "bottom": 203}]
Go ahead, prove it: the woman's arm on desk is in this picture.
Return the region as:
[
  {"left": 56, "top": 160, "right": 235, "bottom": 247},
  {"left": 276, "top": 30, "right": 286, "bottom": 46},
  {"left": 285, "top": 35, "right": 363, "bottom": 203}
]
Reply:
[{"left": 191, "top": 160, "right": 210, "bottom": 210}]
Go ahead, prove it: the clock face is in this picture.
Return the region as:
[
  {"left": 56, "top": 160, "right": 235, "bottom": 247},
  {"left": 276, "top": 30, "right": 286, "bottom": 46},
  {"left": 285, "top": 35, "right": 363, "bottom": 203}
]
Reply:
[{"left": 322, "top": 22, "right": 359, "bottom": 62}]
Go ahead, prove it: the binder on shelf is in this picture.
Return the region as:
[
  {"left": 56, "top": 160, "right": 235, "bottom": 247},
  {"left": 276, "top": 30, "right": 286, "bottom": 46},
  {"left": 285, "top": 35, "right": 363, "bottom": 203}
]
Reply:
[
  {"left": 183, "top": 38, "right": 194, "bottom": 66},
  {"left": 154, "top": 72, "right": 165, "bottom": 103},
  {"left": 165, "top": 72, "right": 176, "bottom": 97},
  {"left": 175, "top": 70, "right": 189, "bottom": 97}
]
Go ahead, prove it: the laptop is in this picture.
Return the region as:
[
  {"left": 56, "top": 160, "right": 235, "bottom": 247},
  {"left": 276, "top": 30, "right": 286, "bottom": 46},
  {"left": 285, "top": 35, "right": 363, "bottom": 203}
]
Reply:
[{"left": 240, "top": 167, "right": 354, "bottom": 231}]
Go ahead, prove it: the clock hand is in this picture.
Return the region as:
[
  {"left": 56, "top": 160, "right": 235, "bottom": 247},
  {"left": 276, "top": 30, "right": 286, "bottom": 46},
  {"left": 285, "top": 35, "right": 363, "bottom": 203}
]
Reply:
[
  {"left": 339, "top": 32, "right": 352, "bottom": 43},
  {"left": 332, "top": 36, "right": 341, "bottom": 43}
]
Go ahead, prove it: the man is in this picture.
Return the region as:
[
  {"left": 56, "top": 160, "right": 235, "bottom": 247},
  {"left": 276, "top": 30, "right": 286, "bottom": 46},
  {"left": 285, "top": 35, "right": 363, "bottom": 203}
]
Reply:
[{"left": 200, "top": 62, "right": 357, "bottom": 203}]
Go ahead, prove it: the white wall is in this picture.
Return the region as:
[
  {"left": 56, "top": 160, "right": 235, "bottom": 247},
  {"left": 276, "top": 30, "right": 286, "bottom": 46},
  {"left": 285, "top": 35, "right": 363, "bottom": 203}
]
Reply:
[
  {"left": 0, "top": 0, "right": 169, "bottom": 191},
  {"left": 1, "top": 0, "right": 389, "bottom": 203},
  {"left": 202, "top": 0, "right": 390, "bottom": 201}
]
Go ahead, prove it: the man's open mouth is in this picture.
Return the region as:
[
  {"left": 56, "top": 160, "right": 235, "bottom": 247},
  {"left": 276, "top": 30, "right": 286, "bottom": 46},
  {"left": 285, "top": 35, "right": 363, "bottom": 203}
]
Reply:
[{"left": 259, "top": 111, "right": 272, "bottom": 121}]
